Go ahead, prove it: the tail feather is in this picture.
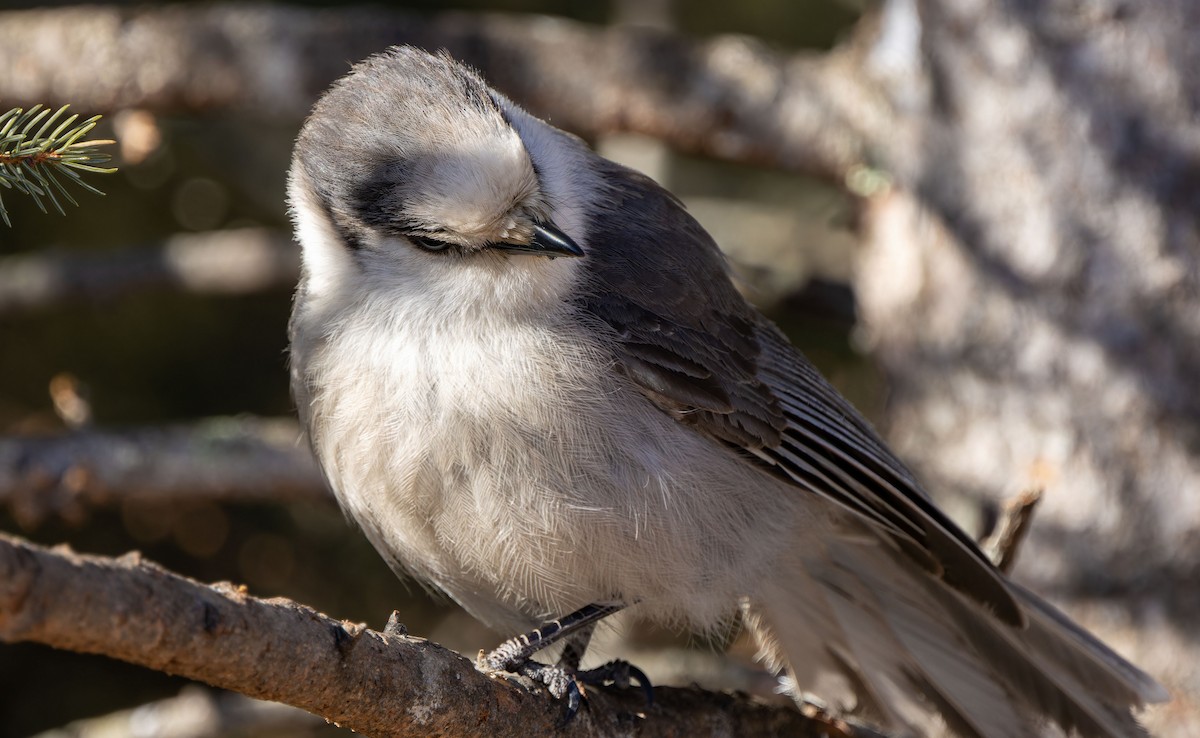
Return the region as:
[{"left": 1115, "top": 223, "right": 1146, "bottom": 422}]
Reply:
[
  {"left": 746, "top": 532, "right": 1163, "bottom": 738},
  {"left": 833, "top": 543, "right": 1029, "bottom": 738},
  {"left": 750, "top": 544, "right": 940, "bottom": 733},
  {"left": 1012, "top": 583, "right": 1167, "bottom": 705},
  {"left": 927, "top": 583, "right": 1152, "bottom": 737},
  {"left": 743, "top": 564, "right": 888, "bottom": 718},
  {"left": 820, "top": 575, "right": 931, "bottom": 730}
]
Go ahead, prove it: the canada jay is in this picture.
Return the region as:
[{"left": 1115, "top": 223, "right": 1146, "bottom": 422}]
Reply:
[{"left": 288, "top": 47, "right": 1165, "bottom": 736}]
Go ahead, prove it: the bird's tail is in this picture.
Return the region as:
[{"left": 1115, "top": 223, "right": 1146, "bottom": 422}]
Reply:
[{"left": 744, "top": 534, "right": 1166, "bottom": 738}]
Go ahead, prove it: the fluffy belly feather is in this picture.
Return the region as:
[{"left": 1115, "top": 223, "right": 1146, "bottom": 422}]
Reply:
[{"left": 301, "top": 305, "right": 798, "bottom": 633}]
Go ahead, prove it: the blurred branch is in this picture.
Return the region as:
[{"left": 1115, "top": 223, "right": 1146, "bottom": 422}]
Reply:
[
  {"left": 0, "top": 228, "right": 299, "bottom": 315},
  {"left": 0, "top": 4, "right": 879, "bottom": 182},
  {"left": 0, "top": 416, "right": 327, "bottom": 527},
  {"left": 31, "top": 686, "right": 325, "bottom": 738},
  {"left": 0, "top": 532, "right": 841, "bottom": 738}
]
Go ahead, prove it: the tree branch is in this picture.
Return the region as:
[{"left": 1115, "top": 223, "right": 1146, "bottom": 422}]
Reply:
[
  {"left": 0, "top": 417, "right": 327, "bottom": 527},
  {"left": 0, "top": 4, "right": 876, "bottom": 181},
  {"left": 0, "top": 532, "right": 838, "bottom": 738},
  {"left": 981, "top": 488, "right": 1042, "bottom": 575},
  {"left": 0, "top": 228, "right": 299, "bottom": 316}
]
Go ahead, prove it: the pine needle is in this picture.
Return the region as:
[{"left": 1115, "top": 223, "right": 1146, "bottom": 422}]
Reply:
[{"left": 0, "top": 105, "right": 117, "bottom": 227}]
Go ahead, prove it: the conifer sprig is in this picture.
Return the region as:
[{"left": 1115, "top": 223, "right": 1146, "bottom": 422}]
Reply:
[{"left": 0, "top": 105, "right": 117, "bottom": 227}]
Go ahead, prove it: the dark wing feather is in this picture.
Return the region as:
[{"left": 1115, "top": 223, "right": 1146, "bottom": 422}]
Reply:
[{"left": 575, "top": 159, "right": 1023, "bottom": 626}]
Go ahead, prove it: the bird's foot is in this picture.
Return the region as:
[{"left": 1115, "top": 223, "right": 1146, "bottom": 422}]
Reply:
[
  {"left": 480, "top": 652, "right": 653, "bottom": 723},
  {"left": 578, "top": 659, "right": 654, "bottom": 706},
  {"left": 477, "top": 603, "right": 648, "bottom": 722},
  {"left": 512, "top": 659, "right": 588, "bottom": 721}
]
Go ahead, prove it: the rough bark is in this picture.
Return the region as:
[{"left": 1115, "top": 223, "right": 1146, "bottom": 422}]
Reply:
[{"left": 0, "top": 532, "right": 847, "bottom": 738}]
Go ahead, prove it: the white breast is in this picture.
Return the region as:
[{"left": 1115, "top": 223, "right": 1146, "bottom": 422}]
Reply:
[{"left": 294, "top": 255, "right": 804, "bottom": 636}]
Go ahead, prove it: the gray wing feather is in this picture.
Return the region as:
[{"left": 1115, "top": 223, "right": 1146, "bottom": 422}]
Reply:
[{"left": 575, "top": 158, "right": 1023, "bottom": 625}]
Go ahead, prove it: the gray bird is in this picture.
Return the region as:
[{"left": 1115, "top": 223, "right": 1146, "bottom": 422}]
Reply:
[{"left": 287, "top": 46, "right": 1166, "bottom": 736}]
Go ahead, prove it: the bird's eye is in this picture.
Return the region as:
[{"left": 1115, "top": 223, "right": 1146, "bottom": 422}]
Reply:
[{"left": 409, "top": 234, "right": 454, "bottom": 253}]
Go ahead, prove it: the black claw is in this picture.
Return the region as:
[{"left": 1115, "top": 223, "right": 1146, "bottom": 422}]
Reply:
[
  {"left": 561, "top": 679, "right": 584, "bottom": 726},
  {"left": 626, "top": 663, "right": 655, "bottom": 707},
  {"left": 577, "top": 659, "right": 654, "bottom": 708}
]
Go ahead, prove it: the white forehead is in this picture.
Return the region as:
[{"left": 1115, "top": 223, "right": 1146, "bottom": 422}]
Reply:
[{"left": 402, "top": 125, "right": 539, "bottom": 241}]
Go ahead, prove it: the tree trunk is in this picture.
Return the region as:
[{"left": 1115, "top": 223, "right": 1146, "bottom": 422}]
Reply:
[{"left": 852, "top": 3, "right": 1200, "bottom": 730}]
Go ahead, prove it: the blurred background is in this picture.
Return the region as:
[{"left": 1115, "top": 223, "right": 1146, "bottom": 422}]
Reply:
[{"left": 2, "top": 0, "right": 1198, "bottom": 735}]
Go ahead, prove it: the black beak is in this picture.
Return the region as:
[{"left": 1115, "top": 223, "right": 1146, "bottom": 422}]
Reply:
[{"left": 495, "top": 222, "right": 584, "bottom": 258}]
